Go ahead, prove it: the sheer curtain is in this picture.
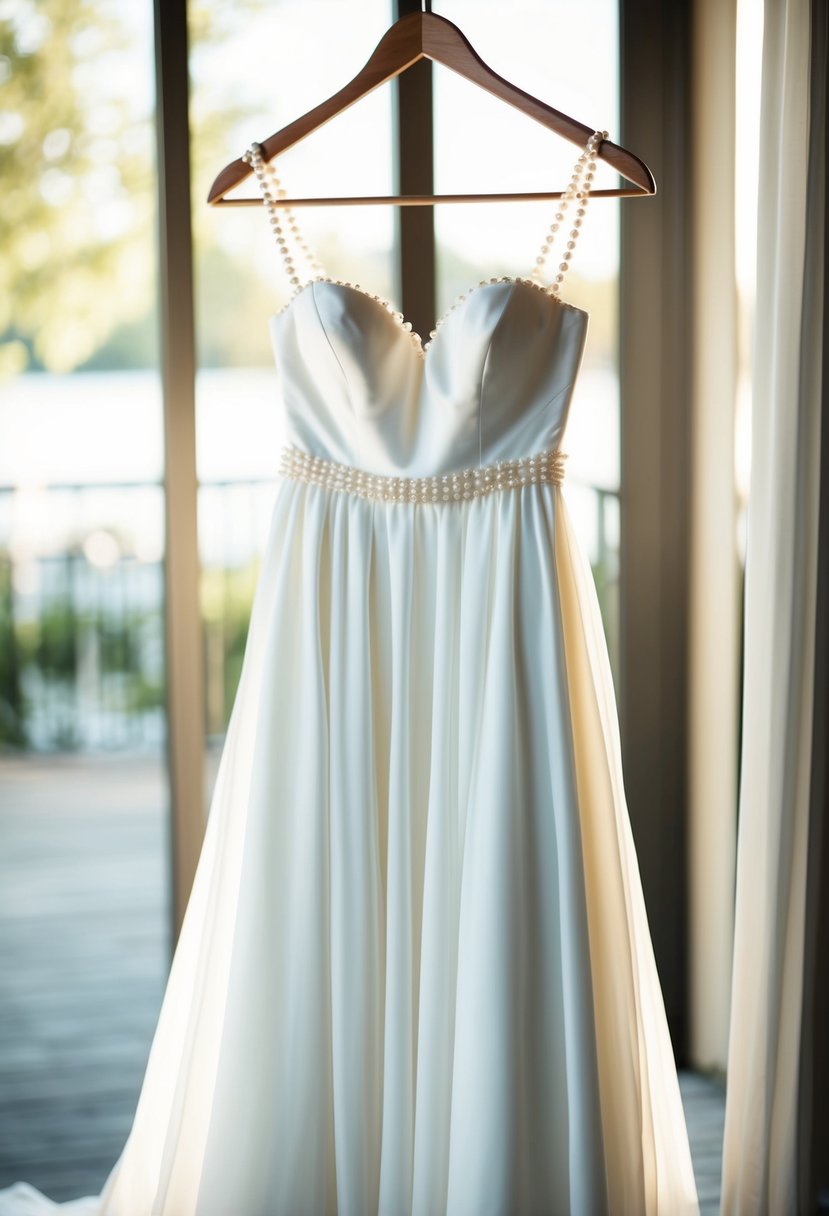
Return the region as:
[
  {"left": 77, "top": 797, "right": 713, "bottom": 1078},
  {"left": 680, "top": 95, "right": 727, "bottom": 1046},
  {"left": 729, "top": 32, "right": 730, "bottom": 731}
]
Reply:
[{"left": 721, "top": 0, "right": 827, "bottom": 1212}]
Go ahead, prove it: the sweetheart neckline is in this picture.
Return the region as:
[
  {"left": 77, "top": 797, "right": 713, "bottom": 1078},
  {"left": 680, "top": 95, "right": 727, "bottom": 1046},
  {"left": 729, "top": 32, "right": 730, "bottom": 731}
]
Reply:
[{"left": 267, "top": 274, "right": 590, "bottom": 356}]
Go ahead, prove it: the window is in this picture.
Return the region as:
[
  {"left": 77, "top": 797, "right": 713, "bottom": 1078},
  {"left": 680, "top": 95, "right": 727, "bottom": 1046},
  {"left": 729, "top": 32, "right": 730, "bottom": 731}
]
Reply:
[{"left": 0, "top": 0, "right": 168, "bottom": 1197}]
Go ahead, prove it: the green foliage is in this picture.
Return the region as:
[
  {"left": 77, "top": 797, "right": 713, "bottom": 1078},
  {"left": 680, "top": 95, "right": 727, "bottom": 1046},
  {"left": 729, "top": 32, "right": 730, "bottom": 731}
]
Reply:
[
  {"left": 33, "top": 598, "right": 79, "bottom": 679},
  {"left": 201, "top": 560, "right": 258, "bottom": 733},
  {"left": 76, "top": 311, "right": 159, "bottom": 371},
  {"left": 0, "top": 570, "right": 167, "bottom": 747},
  {"left": 0, "top": 560, "right": 25, "bottom": 747},
  {"left": 0, "top": 554, "right": 258, "bottom": 748},
  {"left": 125, "top": 672, "right": 164, "bottom": 714},
  {"left": 0, "top": 1, "right": 155, "bottom": 375},
  {"left": 1, "top": 0, "right": 273, "bottom": 378}
]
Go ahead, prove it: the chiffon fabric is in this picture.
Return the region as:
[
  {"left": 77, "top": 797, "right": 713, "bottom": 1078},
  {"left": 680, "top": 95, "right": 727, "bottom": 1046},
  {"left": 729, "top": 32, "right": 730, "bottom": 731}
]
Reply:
[{"left": 0, "top": 154, "right": 699, "bottom": 1215}]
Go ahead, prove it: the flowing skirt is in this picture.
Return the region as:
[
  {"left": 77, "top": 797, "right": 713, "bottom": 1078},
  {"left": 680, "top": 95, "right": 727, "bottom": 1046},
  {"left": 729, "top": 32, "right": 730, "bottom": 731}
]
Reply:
[{"left": 0, "top": 478, "right": 699, "bottom": 1215}]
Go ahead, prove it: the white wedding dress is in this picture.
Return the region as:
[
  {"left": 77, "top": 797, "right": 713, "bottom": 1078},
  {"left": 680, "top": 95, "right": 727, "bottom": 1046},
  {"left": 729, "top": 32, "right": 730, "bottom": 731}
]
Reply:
[{"left": 0, "top": 133, "right": 699, "bottom": 1215}]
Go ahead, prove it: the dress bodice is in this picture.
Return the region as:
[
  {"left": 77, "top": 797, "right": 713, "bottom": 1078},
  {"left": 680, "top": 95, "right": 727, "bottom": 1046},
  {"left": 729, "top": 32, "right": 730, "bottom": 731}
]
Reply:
[
  {"left": 269, "top": 278, "right": 588, "bottom": 476},
  {"left": 245, "top": 128, "right": 606, "bottom": 481}
]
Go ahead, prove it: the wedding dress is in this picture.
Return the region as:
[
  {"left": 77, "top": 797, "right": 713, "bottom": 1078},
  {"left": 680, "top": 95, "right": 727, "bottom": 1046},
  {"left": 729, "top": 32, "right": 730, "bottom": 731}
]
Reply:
[{"left": 0, "top": 131, "right": 699, "bottom": 1215}]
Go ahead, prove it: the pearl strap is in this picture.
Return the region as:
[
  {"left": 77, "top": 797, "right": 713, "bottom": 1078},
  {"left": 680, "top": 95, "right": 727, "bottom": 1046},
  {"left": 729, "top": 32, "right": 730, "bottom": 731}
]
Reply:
[
  {"left": 242, "top": 142, "right": 324, "bottom": 288},
  {"left": 244, "top": 134, "right": 609, "bottom": 301},
  {"left": 531, "top": 129, "right": 608, "bottom": 295},
  {"left": 278, "top": 445, "right": 566, "bottom": 504},
  {"left": 243, "top": 130, "right": 609, "bottom": 353}
]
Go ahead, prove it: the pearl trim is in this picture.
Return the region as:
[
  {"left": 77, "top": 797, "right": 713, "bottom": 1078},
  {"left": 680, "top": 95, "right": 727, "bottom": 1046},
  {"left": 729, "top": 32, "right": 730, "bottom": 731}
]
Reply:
[
  {"left": 531, "top": 129, "right": 607, "bottom": 294},
  {"left": 242, "top": 143, "right": 323, "bottom": 288},
  {"left": 243, "top": 131, "right": 609, "bottom": 356},
  {"left": 278, "top": 445, "right": 566, "bottom": 504},
  {"left": 270, "top": 274, "right": 584, "bottom": 362}
]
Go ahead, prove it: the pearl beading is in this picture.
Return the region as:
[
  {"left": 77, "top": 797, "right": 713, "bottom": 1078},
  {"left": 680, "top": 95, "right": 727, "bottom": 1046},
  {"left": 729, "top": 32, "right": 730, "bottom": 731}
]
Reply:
[
  {"left": 531, "top": 129, "right": 607, "bottom": 295},
  {"left": 278, "top": 445, "right": 566, "bottom": 504},
  {"left": 243, "top": 130, "right": 609, "bottom": 356},
  {"left": 242, "top": 142, "right": 324, "bottom": 287},
  {"left": 273, "top": 274, "right": 583, "bottom": 362}
]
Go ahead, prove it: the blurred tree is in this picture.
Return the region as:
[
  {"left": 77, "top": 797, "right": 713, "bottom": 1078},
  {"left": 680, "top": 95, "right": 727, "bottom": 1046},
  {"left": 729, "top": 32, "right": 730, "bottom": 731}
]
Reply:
[
  {"left": 0, "top": 1, "right": 155, "bottom": 375},
  {"left": 0, "top": 0, "right": 268, "bottom": 379}
]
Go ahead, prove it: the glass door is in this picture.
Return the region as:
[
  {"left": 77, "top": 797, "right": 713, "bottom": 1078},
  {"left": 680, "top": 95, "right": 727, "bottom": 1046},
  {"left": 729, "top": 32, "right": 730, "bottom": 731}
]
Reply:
[{"left": 0, "top": 0, "right": 168, "bottom": 1199}]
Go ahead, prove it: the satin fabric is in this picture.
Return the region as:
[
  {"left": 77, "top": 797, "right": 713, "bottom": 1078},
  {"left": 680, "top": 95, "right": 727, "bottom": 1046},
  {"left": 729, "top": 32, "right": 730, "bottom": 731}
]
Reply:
[
  {"left": 0, "top": 280, "right": 698, "bottom": 1214},
  {"left": 276, "top": 279, "right": 586, "bottom": 474}
]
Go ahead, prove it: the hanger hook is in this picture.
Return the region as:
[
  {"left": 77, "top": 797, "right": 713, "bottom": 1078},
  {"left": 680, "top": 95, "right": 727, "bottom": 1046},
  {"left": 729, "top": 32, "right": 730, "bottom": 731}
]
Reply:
[{"left": 423, "top": 0, "right": 432, "bottom": 11}]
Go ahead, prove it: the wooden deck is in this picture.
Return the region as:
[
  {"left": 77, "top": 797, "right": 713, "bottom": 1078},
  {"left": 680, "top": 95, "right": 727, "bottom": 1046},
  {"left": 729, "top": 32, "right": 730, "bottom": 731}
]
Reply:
[{"left": 0, "top": 751, "right": 726, "bottom": 1207}]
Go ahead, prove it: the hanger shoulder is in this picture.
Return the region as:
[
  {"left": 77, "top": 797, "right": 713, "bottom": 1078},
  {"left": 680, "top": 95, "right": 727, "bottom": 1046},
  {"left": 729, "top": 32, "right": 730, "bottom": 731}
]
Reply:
[
  {"left": 418, "top": 15, "right": 653, "bottom": 193},
  {"left": 208, "top": 14, "right": 430, "bottom": 204},
  {"left": 207, "top": 12, "right": 655, "bottom": 205}
]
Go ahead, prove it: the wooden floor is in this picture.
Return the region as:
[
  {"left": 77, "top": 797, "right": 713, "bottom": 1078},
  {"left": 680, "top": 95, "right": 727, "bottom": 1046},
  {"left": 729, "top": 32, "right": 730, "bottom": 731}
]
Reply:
[{"left": 0, "top": 752, "right": 726, "bottom": 1207}]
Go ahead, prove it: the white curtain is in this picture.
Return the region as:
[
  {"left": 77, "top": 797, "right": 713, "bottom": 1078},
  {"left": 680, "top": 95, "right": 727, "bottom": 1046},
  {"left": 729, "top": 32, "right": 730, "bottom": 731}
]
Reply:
[{"left": 721, "top": 0, "right": 826, "bottom": 1212}]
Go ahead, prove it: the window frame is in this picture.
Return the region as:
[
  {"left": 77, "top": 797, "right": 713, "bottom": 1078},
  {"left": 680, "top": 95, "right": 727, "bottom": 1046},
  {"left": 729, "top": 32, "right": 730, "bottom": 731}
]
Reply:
[{"left": 156, "top": 0, "right": 698, "bottom": 1060}]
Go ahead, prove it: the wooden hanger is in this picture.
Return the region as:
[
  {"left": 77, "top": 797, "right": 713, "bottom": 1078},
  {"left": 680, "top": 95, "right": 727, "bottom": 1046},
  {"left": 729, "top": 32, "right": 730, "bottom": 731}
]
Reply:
[{"left": 207, "top": 10, "right": 656, "bottom": 208}]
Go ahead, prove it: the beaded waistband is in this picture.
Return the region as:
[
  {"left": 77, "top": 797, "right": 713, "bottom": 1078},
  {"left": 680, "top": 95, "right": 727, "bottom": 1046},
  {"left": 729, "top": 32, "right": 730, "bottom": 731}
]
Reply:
[{"left": 278, "top": 445, "right": 566, "bottom": 504}]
